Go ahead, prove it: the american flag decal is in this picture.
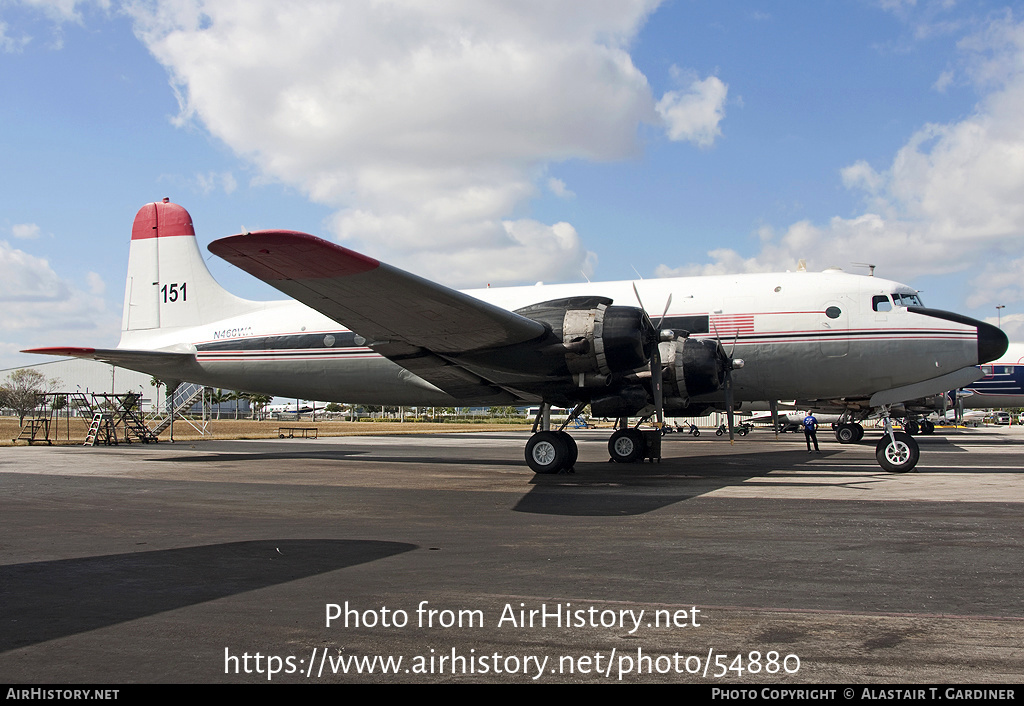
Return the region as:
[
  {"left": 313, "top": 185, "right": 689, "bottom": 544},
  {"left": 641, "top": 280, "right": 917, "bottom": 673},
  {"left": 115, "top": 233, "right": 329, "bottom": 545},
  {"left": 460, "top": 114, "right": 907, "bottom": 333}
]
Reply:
[{"left": 710, "top": 313, "right": 755, "bottom": 337}]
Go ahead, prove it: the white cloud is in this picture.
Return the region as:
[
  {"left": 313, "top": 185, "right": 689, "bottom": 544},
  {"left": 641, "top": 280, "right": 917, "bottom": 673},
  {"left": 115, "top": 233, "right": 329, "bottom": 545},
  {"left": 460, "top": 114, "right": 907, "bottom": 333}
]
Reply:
[
  {"left": 0, "top": 21, "right": 32, "bottom": 52},
  {"left": 18, "top": 0, "right": 110, "bottom": 23},
  {"left": 656, "top": 73, "right": 728, "bottom": 148},
  {"left": 0, "top": 241, "right": 117, "bottom": 352},
  {"left": 11, "top": 223, "right": 42, "bottom": 240},
  {"left": 933, "top": 68, "right": 954, "bottom": 92},
  {"left": 0, "top": 240, "right": 71, "bottom": 303},
  {"left": 987, "top": 312, "right": 1024, "bottom": 341},
  {"left": 86, "top": 271, "right": 105, "bottom": 295},
  {"left": 195, "top": 171, "right": 237, "bottom": 195},
  {"left": 658, "top": 12, "right": 1024, "bottom": 311},
  {"left": 547, "top": 177, "right": 574, "bottom": 199},
  {"left": 121, "top": 1, "right": 685, "bottom": 286}
]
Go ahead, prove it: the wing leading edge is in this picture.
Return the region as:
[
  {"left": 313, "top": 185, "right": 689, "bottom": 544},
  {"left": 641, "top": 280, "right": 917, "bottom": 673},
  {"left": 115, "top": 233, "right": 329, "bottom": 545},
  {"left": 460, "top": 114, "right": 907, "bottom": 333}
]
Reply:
[{"left": 209, "top": 231, "right": 549, "bottom": 402}]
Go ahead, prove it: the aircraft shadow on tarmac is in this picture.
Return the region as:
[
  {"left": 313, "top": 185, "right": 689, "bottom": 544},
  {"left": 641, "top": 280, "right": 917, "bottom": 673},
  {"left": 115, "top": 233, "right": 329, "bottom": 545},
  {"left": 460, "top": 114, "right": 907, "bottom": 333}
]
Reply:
[
  {"left": 513, "top": 448, "right": 830, "bottom": 516},
  {"left": 0, "top": 539, "right": 414, "bottom": 653}
]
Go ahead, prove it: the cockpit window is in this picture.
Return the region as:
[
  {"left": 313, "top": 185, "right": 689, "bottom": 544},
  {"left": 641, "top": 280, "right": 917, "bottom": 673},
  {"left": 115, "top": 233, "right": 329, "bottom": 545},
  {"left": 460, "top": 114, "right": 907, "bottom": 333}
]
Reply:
[
  {"left": 892, "top": 292, "right": 923, "bottom": 307},
  {"left": 872, "top": 295, "right": 892, "bottom": 312}
]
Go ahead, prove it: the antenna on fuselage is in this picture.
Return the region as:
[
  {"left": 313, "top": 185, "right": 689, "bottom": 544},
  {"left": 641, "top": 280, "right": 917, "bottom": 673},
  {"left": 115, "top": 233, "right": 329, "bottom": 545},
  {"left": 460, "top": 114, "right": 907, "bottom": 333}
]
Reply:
[{"left": 853, "top": 262, "right": 876, "bottom": 276}]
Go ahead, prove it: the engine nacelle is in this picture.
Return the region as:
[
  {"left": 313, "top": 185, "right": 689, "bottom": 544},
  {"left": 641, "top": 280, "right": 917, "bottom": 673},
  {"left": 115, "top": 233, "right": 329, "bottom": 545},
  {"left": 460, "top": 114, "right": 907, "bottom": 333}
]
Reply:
[
  {"left": 660, "top": 337, "right": 726, "bottom": 402},
  {"left": 515, "top": 297, "right": 650, "bottom": 379}
]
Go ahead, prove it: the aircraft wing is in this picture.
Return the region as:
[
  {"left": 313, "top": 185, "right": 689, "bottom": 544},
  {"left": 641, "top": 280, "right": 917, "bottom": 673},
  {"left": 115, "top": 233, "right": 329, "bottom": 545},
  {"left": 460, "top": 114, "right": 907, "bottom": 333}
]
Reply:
[
  {"left": 868, "top": 366, "right": 982, "bottom": 407},
  {"left": 209, "top": 231, "right": 549, "bottom": 401},
  {"left": 21, "top": 347, "right": 203, "bottom": 382}
]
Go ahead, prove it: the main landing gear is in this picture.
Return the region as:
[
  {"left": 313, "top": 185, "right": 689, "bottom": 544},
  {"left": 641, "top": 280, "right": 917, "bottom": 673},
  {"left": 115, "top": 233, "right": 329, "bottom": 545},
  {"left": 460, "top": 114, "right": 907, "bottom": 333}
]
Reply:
[
  {"left": 608, "top": 427, "right": 645, "bottom": 463},
  {"left": 834, "top": 422, "right": 864, "bottom": 444},
  {"left": 902, "top": 419, "right": 935, "bottom": 435},
  {"left": 524, "top": 406, "right": 661, "bottom": 473},
  {"left": 525, "top": 430, "right": 578, "bottom": 474},
  {"left": 524, "top": 403, "right": 581, "bottom": 474}
]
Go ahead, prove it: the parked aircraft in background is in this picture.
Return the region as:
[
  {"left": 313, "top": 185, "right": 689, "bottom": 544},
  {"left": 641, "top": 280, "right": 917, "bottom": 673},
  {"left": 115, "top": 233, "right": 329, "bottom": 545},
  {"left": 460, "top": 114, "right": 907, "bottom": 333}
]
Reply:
[
  {"left": 26, "top": 200, "right": 1007, "bottom": 473},
  {"left": 961, "top": 343, "right": 1024, "bottom": 411},
  {"left": 823, "top": 343, "right": 1023, "bottom": 438},
  {"left": 748, "top": 411, "right": 843, "bottom": 433}
]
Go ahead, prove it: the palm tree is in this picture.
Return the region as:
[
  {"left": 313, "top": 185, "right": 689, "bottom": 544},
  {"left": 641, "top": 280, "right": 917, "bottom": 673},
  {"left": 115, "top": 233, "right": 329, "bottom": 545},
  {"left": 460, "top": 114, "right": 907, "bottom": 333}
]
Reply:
[
  {"left": 150, "top": 377, "right": 163, "bottom": 414},
  {"left": 210, "top": 388, "right": 229, "bottom": 419},
  {"left": 247, "top": 394, "right": 272, "bottom": 420}
]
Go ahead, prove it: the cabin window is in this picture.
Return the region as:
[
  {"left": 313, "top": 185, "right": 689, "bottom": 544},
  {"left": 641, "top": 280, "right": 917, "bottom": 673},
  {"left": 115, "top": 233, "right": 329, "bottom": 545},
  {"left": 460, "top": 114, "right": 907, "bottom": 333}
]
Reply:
[
  {"left": 825, "top": 306, "right": 841, "bottom": 319},
  {"left": 872, "top": 295, "right": 892, "bottom": 312},
  {"left": 981, "top": 365, "right": 994, "bottom": 375}
]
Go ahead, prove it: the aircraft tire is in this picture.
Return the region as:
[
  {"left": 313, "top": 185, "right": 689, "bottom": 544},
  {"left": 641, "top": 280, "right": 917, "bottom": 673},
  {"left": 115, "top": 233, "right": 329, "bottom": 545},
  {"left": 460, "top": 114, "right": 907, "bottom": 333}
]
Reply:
[
  {"left": 875, "top": 432, "right": 919, "bottom": 473},
  {"left": 921, "top": 420, "right": 935, "bottom": 435},
  {"left": 526, "top": 431, "right": 570, "bottom": 474},
  {"left": 905, "top": 419, "right": 920, "bottom": 435},
  {"left": 692, "top": 429, "right": 700, "bottom": 437},
  {"left": 608, "top": 429, "right": 645, "bottom": 463},
  {"left": 557, "top": 431, "right": 578, "bottom": 471},
  {"left": 852, "top": 423, "right": 865, "bottom": 442},
  {"left": 835, "top": 423, "right": 856, "bottom": 444}
]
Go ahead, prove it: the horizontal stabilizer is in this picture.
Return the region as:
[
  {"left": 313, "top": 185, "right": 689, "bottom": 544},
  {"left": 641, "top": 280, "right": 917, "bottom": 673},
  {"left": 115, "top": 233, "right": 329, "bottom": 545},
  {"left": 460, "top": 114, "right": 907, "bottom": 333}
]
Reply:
[{"left": 22, "top": 346, "right": 201, "bottom": 384}]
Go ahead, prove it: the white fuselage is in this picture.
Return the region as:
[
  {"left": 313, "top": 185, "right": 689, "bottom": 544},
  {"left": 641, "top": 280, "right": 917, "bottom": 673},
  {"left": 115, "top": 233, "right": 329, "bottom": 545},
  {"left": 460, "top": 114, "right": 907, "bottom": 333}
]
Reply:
[{"left": 120, "top": 269, "right": 983, "bottom": 408}]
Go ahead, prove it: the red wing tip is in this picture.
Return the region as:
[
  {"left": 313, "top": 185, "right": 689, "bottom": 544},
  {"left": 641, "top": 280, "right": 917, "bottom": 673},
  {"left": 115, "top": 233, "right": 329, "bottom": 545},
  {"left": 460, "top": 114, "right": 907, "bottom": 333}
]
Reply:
[
  {"left": 22, "top": 347, "right": 97, "bottom": 356},
  {"left": 209, "top": 231, "right": 380, "bottom": 280}
]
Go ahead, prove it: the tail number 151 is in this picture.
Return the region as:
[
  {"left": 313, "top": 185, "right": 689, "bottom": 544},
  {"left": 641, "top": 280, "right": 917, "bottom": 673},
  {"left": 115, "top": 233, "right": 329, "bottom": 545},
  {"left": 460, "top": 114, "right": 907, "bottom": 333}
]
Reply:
[{"left": 160, "top": 282, "right": 187, "bottom": 303}]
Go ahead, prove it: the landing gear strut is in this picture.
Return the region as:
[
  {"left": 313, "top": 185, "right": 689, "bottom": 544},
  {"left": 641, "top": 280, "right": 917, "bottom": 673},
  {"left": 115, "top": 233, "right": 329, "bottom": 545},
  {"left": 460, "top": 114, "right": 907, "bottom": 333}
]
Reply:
[{"left": 876, "top": 410, "right": 919, "bottom": 473}]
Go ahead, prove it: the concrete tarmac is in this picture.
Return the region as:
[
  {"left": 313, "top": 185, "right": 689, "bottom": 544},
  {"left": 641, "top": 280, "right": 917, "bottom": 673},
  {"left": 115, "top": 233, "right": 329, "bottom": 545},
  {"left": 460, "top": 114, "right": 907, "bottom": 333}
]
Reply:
[{"left": 2, "top": 426, "right": 1023, "bottom": 683}]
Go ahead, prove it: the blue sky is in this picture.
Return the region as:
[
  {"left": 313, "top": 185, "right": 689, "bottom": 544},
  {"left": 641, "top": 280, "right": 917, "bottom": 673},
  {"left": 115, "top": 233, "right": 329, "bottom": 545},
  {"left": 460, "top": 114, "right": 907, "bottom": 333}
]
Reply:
[{"left": 3, "top": 0, "right": 1024, "bottom": 369}]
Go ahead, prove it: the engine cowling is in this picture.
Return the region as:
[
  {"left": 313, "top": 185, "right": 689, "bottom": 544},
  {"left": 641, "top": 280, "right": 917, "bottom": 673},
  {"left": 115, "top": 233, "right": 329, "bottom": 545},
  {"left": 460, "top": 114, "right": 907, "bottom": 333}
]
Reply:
[
  {"left": 515, "top": 297, "right": 650, "bottom": 381},
  {"left": 660, "top": 337, "right": 726, "bottom": 402}
]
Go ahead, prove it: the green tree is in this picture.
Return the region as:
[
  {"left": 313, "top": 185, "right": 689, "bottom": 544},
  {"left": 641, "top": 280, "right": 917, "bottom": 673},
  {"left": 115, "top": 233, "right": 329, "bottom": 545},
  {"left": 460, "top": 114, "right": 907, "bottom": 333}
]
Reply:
[
  {"left": 209, "top": 388, "right": 229, "bottom": 419},
  {"left": 0, "top": 369, "right": 61, "bottom": 425},
  {"left": 248, "top": 393, "right": 273, "bottom": 420},
  {"left": 150, "top": 377, "right": 164, "bottom": 414}
]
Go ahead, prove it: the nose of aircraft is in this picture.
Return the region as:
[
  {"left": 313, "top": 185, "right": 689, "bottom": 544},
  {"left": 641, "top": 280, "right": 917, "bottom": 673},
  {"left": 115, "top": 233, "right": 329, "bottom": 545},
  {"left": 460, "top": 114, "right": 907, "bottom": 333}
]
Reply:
[
  {"left": 908, "top": 306, "right": 1009, "bottom": 364},
  {"left": 977, "top": 319, "right": 1009, "bottom": 364}
]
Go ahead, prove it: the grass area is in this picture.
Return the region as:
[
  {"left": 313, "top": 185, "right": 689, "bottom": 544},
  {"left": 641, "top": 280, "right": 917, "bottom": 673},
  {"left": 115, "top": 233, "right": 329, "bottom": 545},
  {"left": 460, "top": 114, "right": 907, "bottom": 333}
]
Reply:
[{"left": 1, "top": 416, "right": 536, "bottom": 446}]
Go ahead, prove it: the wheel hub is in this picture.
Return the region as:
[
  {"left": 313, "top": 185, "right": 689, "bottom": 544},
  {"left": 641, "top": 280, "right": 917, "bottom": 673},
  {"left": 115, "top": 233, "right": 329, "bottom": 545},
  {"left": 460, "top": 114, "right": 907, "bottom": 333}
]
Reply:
[{"left": 532, "top": 441, "right": 557, "bottom": 466}]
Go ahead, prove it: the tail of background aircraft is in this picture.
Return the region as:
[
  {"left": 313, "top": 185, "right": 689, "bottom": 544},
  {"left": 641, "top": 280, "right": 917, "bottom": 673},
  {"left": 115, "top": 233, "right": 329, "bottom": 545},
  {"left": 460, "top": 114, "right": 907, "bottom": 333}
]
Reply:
[{"left": 120, "top": 198, "right": 258, "bottom": 346}]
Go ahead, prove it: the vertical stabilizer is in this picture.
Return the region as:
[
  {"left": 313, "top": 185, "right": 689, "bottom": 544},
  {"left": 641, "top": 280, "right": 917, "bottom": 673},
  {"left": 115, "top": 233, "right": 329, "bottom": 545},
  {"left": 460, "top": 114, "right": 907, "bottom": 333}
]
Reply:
[{"left": 121, "top": 199, "right": 256, "bottom": 339}]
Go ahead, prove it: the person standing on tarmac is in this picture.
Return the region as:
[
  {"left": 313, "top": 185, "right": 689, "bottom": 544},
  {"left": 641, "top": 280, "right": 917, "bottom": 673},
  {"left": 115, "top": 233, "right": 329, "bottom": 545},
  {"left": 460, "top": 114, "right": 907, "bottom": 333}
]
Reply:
[{"left": 803, "top": 413, "right": 820, "bottom": 453}]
